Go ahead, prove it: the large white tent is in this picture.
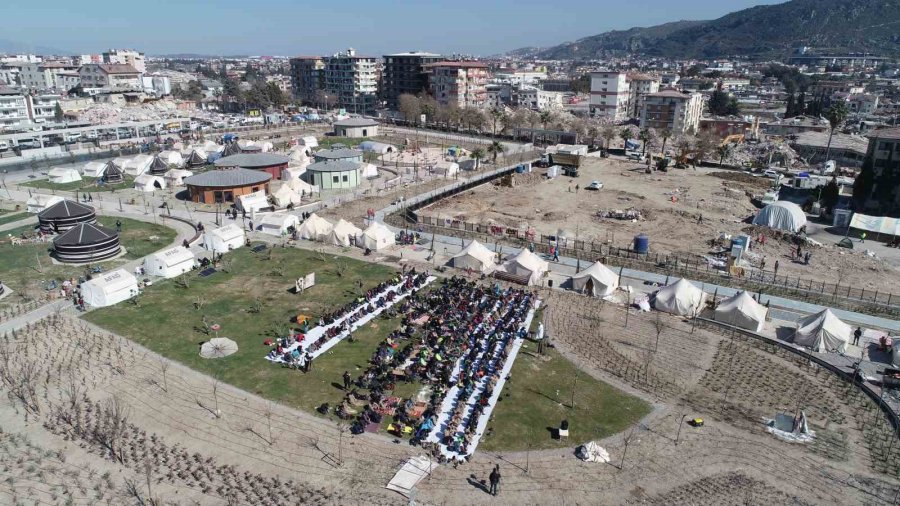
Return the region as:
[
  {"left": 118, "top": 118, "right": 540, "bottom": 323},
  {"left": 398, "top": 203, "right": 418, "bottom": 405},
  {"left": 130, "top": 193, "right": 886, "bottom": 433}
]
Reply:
[
  {"left": 133, "top": 174, "right": 166, "bottom": 191},
  {"left": 654, "top": 279, "right": 707, "bottom": 316},
  {"left": 753, "top": 201, "right": 807, "bottom": 233},
  {"left": 157, "top": 150, "right": 184, "bottom": 167},
  {"left": 327, "top": 218, "right": 362, "bottom": 247},
  {"left": 203, "top": 223, "right": 245, "bottom": 254},
  {"left": 80, "top": 269, "right": 138, "bottom": 307},
  {"left": 270, "top": 183, "right": 303, "bottom": 208},
  {"left": 298, "top": 136, "right": 318, "bottom": 148},
  {"left": 120, "top": 154, "right": 154, "bottom": 176},
  {"left": 236, "top": 191, "right": 269, "bottom": 213},
  {"left": 359, "top": 222, "right": 395, "bottom": 250},
  {"left": 297, "top": 213, "right": 333, "bottom": 240},
  {"left": 26, "top": 194, "right": 64, "bottom": 214},
  {"left": 281, "top": 166, "right": 307, "bottom": 181},
  {"left": 258, "top": 213, "right": 300, "bottom": 236},
  {"left": 502, "top": 249, "right": 550, "bottom": 285},
  {"left": 432, "top": 161, "right": 460, "bottom": 178},
  {"left": 792, "top": 309, "right": 851, "bottom": 353},
  {"left": 48, "top": 168, "right": 82, "bottom": 184},
  {"left": 143, "top": 246, "right": 196, "bottom": 278},
  {"left": 571, "top": 261, "right": 619, "bottom": 297},
  {"left": 163, "top": 168, "right": 193, "bottom": 187},
  {"left": 82, "top": 161, "right": 107, "bottom": 177},
  {"left": 451, "top": 240, "right": 496, "bottom": 273},
  {"left": 714, "top": 291, "right": 767, "bottom": 332},
  {"left": 360, "top": 163, "right": 379, "bottom": 179}
]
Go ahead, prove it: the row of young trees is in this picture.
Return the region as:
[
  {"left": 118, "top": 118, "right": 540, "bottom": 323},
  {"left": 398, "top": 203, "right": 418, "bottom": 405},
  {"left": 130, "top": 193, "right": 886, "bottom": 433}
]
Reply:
[{"left": 219, "top": 77, "right": 288, "bottom": 111}]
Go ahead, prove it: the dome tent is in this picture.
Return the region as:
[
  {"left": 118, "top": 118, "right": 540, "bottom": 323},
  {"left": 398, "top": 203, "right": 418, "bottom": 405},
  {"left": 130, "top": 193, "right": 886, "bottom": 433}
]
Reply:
[
  {"left": 714, "top": 291, "right": 767, "bottom": 332},
  {"left": 38, "top": 200, "right": 96, "bottom": 233},
  {"left": 297, "top": 213, "right": 333, "bottom": 241},
  {"left": 502, "top": 248, "right": 549, "bottom": 285},
  {"left": 753, "top": 201, "right": 807, "bottom": 233},
  {"left": 52, "top": 222, "right": 121, "bottom": 263},
  {"left": 327, "top": 219, "right": 362, "bottom": 247},
  {"left": 358, "top": 222, "right": 395, "bottom": 250},
  {"left": 654, "top": 278, "right": 706, "bottom": 316},
  {"left": 133, "top": 174, "right": 166, "bottom": 192},
  {"left": 451, "top": 240, "right": 496, "bottom": 273},
  {"left": 571, "top": 261, "right": 619, "bottom": 297},
  {"left": 792, "top": 309, "right": 851, "bottom": 353}
]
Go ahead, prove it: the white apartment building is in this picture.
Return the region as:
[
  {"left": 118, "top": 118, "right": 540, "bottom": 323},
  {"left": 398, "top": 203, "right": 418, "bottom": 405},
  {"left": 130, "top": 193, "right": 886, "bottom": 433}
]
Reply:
[
  {"left": 78, "top": 64, "right": 143, "bottom": 90},
  {"left": 517, "top": 86, "right": 563, "bottom": 111},
  {"left": 640, "top": 89, "right": 704, "bottom": 134},
  {"left": 589, "top": 71, "right": 630, "bottom": 121},
  {"left": 720, "top": 78, "right": 751, "bottom": 92},
  {"left": 0, "top": 67, "right": 19, "bottom": 86},
  {"left": 102, "top": 49, "right": 146, "bottom": 73},
  {"left": 493, "top": 71, "right": 547, "bottom": 86},
  {"left": 627, "top": 73, "right": 660, "bottom": 118},
  {"left": 0, "top": 89, "right": 30, "bottom": 129},
  {"left": 18, "top": 62, "right": 81, "bottom": 91},
  {"left": 0, "top": 54, "right": 41, "bottom": 64},
  {"left": 323, "top": 48, "right": 378, "bottom": 113},
  {"left": 846, "top": 93, "right": 880, "bottom": 116},
  {"left": 74, "top": 54, "right": 102, "bottom": 66},
  {"left": 427, "top": 61, "right": 489, "bottom": 109},
  {"left": 141, "top": 75, "right": 172, "bottom": 96},
  {"left": 26, "top": 93, "right": 61, "bottom": 123}
]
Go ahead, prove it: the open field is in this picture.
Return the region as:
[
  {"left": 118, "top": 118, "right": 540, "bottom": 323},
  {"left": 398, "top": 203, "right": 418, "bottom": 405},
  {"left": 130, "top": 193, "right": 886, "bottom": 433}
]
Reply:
[
  {"left": 20, "top": 176, "right": 136, "bottom": 193},
  {"left": 0, "top": 211, "right": 28, "bottom": 227},
  {"left": 420, "top": 156, "right": 900, "bottom": 290}
]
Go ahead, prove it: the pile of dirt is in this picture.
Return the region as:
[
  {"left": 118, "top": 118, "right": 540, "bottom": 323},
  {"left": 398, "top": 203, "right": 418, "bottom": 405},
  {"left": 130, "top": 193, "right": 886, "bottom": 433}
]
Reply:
[{"left": 710, "top": 171, "right": 772, "bottom": 190}]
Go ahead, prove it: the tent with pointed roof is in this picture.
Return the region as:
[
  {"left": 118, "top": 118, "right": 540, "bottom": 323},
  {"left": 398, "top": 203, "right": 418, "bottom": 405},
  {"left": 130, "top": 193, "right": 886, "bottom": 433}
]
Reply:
[
  {"left": 80, "top": 269, "right": 138, "bottom": 307},
  {"left": 502, "top": 248, "right": 550, "bottom": 285},
  {"left": 359, "top": 222, "right": 395, "bottom": 250},
  {"left": 451, "top": 240, "right": 496, "bottom": 273},
  {"left": 223, "top": 142, "right": 242, "bottom": 157},
  {"left": 101, "top": 161, "right": 124, "bottom": 183},
  {"left": 203, "top": 223, "right": 245, "bottom": 254},
  {"left": 185, "top": 149, "right": 208, "bottom": 167},
  {"left": 38, "top": 200, "right": 96, "bottom": 233},
  {"left": 269, "top": 182, "right": 303, "bottom": 208},
  {"left": 163, "top": 169, "right": 193, "bottom": 187},
  {"left": 327, "top": 219, "right": 363, "bottom": 247},
  {"left": 82, "top": 161, "right": 107, "bottom": 177},
  {"left": 297, "top": 213, "right": 333, "bottom": 241},
  {"left": 148, "top": 155, "right": 170, "bottom": 175},
  {"left": 792, "top": 309, "right": 851, "bottom": 353},
  {"left": 157, "top": 150, "right": 184, "bottom": 167},
  {"left": 571, "top": 261, "right": 619, "bottom": 297},
  {"left": 52, "top": 222, "right": 121, "bottom": 263},
  {"left": 654, "top": 279, "right": 707, "bottom": 316},
  {"left": 360, "top": 163, "right": 379, "bottom": 179},
  {"left": 714, "top": 291, "right": 768, "bottom": 332},
  {"left": 48, "top": 167, "right": 82, "bottom": 184}
]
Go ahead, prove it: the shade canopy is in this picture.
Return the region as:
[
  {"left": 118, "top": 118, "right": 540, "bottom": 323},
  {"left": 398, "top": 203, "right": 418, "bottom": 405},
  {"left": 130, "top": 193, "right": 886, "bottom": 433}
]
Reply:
[
  {"left": 714, "top": 291, "right": 767, "bottom": 332},
  {"left": 200, "top": 338, "right": 238, "bottom": 359},
  {"left": 654, "top": 279, "right": 706, "bottom": 316},
  {"left": 792, "top": 309, "right": 851, "bottom": 353},
  {"left": 571, "top": 261, "right": 619, "bottom": 297},
  {"left": 451, "top": 240, "right": 496, "bottom": 273}
]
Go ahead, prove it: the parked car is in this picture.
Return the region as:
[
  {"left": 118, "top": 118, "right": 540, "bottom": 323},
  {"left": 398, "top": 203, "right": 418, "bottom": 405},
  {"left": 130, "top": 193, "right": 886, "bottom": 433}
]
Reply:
[
  {"left": 763, "top": 169, "right": 781, "bottom": 179},
  {"left": 586, "top": 180, "right": 603, "bottom": 191}
]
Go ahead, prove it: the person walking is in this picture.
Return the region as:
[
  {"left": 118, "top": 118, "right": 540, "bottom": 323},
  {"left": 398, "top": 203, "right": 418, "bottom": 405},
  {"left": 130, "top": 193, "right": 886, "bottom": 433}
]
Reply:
[
  {"left": 342, "top": 371, "right": 352, "bottom": 390},
  {"left": 489, "top": 465, "right": 501, "bottom": 496},
  {"left": 304, "top": 351, "right": 312, "bottom": 372},
  {"left": 248, "top": 220, "right": 254, "bottom": 232},
  {"left": 115, "top": 219, "right": 122, "bottom": 232},
  {"left": 553, "top": 248, "right": 560, "bottom": 262},
  {"left": 860, "top": 231, "right": 867, "bottom": 243},
  {"left": 773, "top": 260, "right": 779, "bottom": 277},
  {"left": 853, "top": 327, "right": 862, "bottom": 346},
  {"left": 804, "top": 251, "right": 811, "bottom": 265}
]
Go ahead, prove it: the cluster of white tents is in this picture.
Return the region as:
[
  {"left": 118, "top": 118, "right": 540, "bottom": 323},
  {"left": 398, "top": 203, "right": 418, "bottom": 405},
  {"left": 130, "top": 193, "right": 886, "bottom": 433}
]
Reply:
[
  {"left": 295, "top": 214, "right": 396, "bottom": 250},
  {"left": 48, "top": 167, "right": 82, "bottom": 184}
]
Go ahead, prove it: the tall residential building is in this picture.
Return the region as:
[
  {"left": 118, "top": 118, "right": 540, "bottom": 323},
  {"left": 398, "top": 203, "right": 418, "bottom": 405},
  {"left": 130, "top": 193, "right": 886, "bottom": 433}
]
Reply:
[
  {"left": 589, "top": 71, "right": 629, "bottom": 121},
  {"left": 426, "top": 61, "right": 489, "bottom": 109},
  {"left": 639, "top": 89, "right": 704, "bottom": 134},
  {"left": 627, "top": 73, "right": 660, "bottom": 118},
  {"left": 0, "top": 88, "right": 30, "bottom": 129},
  {"left": 323, "top": 48, "right": 378, "bottom": 113},
  {"left": 859, "top": 128, "right": 900, "bottom": 217},
  {"left": 289, "top": 56, "right": 325, "bottom": 104},
  {"left": 382, "top": 51, "right": 442, "bottom": 110},
  {"left": 18, "top": 62, "right": 80, "bottom": 91},
  {"left": 78, "top": 64, "right": 143, "bottom": 89},
  {"left": 26, "top": 93, "right": 62, "bottom": 123},
  {"left": 102, "top": 49, "right": 146, "bottom": 73}
]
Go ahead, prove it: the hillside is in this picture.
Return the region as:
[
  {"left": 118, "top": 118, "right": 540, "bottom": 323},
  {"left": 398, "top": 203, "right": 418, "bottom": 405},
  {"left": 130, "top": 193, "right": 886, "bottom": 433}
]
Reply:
[{"left": 526, "top": 0, "right": 900, "bottom": 59}]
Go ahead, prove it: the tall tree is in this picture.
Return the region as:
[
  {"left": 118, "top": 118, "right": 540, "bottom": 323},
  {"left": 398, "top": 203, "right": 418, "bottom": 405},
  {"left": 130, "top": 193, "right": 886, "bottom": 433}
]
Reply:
[
  {"left": 824, "top": 102, "right": 849, "bottom": 162},
  {"left": 620, "top": 127, "right": 634, "bottom": 149},
  {"left": 600, "top": 124, "right": 617, "bottom": 151},
  {"left": 53, "top": 102, "right": 65, "bottom": 122},
  {"left": 658, "top": 128, "right": 673, "bottom": 156},
  {"left": 638, "top": 128, "right": 651, "bottom": 156},
  {"left": 821, "top": 176, "right": 840, "bottom": 213},
  {"left": 852, "top": 155, "right": 875, "bottom": 209},
  {"left": 398, "top": 94, "right": 421, "bottom": 123},
  {"left": 784, "top": 93, "right": 796, "bottom": 118},
  {"left": 488, "top": 107, "right": 505, "bottom": 136},
  {"left": 487, "top": 140, "right": 505, "bottom": 163}
]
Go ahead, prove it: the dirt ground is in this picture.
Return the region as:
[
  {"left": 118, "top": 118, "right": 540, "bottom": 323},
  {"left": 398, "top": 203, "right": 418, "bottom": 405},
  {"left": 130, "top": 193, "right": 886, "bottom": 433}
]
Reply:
[{"left": 419, "top": 156, "right": 900, "bottom": 291}]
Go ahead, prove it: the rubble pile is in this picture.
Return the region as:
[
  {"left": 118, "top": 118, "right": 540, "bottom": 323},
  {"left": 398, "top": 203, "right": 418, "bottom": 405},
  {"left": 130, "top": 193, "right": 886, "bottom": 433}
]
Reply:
[
  {"left": 729, "top": 141, "right": 805, "bottom": 169},
  {"left": 77, "top": 101, "right": 183, "bottom": 124}
]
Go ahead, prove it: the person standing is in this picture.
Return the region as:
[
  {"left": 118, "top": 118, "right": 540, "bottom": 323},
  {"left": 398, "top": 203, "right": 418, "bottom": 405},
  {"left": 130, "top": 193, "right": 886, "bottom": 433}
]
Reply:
[
  {"left": 343, "top": 371, "right": 352, "bottom": 390},
  {"left": 304, "top": 351, "right": 312, "bottom": 372},
  {"left": 489, "top": 465, "right": 501, "bottom": 496},
  {"left": 248, "top": 220, "right": 254, "bottom": 232},
  {"left": 860, "top": 231, "right": 867, "bottom": 243},
  {"left": 536, "top": 321, "right": 545, "bottom": 354},
  {"left": 115, "top": 219, "right": 122, "bottom": 232},
  {"left": 853, "top": 327, "right": 862, "bottom": 346},
  {"left": 773, "top": 260, "right": 779, "bottom": 278}
]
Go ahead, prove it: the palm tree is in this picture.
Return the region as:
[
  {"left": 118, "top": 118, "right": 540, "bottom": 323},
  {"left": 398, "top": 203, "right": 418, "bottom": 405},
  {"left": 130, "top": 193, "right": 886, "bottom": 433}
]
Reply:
[
  {"left": 471, "top": 148, "right": 486, "bottom": 169},
  {"left": 620, "top": 127, "right": 634, "bottom": 149},
  {"left": 659, "top": 128, "right": 673, "bottom": 157},
  {"left": 824, "top": 102, "right": 849, "bottom": 162},
  {"left": 638, "top": 128, "right": 651, "bottom": 156},
  {"left": 488, "top": 107, "right": 505, "bottom": 137},
  {"left": 487, "top": 140, "right": 505, "bottom": 164}
]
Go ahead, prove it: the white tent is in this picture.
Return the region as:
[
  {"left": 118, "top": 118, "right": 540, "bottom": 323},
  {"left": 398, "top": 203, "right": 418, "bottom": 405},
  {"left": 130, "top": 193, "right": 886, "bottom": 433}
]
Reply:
[
  {"left": 292, "top": 178, "right": 318, "bottom": 196},
  {"left": 203, "top": 223, "right": 245, "bottom": 254},
  {"left": 236, "top": 139, "right": 257, "bottom": 150},
  {"left": 112, "top": 155, "right": 132, "bottom": 169},
  {"left": 197, "top": 140, "right": 222, "bottom": 153},
  {"left": 360, "top": 163, "right": 379, "bottom": 179},
  {"left": 502, "top": 249, "right": 550, "bottom": 285},
  {"left": 121, "top": 154, "right": 154, "bottom": 176},
  {"left": 432, "top": 161, "right": 460, "bottom": 178},
  {"left": 359, "top": 222, "right": 395, "bottom": 250},
  {"left": 258, "top": 213, "right": 300, "bottom": 236},
  {"left": 143, "top": 246, "right": 195, "bottom": 278},
  {"left": 357, "top": 141, "right": 394, "bottom": 154},
  {"left": 26, "top": 194, "right": 64, "bottom": 214},
  {"left": 82, "top": 161, "right": 107, "bottom": 177},
  {"left": 163, "top": 168, "right": 193, "bottom": 186},
  {"left": 236, "top": 191, "right": 269, "bottom": 213},
  {"left": 257, "top": 140, "right": 274, "bottom": 152},
  {"left": 654, "top": 278, "right": 707, "bottom": 316},
  {"left": 571, "top": 261, "right": 619, "bottom": 297},
  {"left": 297, "top": 213, "right": 333, "bottom": 241},
  {"left": 753, "top": 201, "right": 807, "bottom": 232},
  {"left": 157, "top": 150, "right": 184, "bottom": 167},
  {"left": 792, "top": 309, "right": 851, "bottom": 353},
  {"left": 133, "top": 174, "right": 166, "bottom": 192},
  {"left": 281, "top": 166, "right": 307, "bottom": 182},
  {"left": 270, "top": 183, "right": 303, "bottom": 208},
  {"left": 298, "top": 136, "right": 318, "bottom": 148},
  {"left": 80, "top": 269, "right": 138, "bottom": 307},
  {"left": 327, "top": 218, "right": 362, "bottom": 247},
  {"left": 48, "top": 168, "right": 82, "bottom": 184},
  {"left": 714, "top": 291, "right": 767, "bottom": 332},
  {"left": 451, "top": 240, "right": 496, "bottom": 273}
]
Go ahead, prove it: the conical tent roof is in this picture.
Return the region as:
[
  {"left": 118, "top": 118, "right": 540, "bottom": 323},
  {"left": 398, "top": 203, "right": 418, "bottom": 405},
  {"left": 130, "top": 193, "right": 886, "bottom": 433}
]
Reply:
[
  {"left": 149, "top": 155, "right": 169, "bottom": 174},
  {"left": 571, "top": 261, "right": 619, "bottom": 297},
  {"left": 327, "top": 219, "right": 362, "bottom": 246},
  {"left": 359, "top": 222, "right": 395, "bottom": 250},
  {"left": 451, "top": 240, "right": 496, "bottom": 272},
  {"left": 38, "top": 200, "right": 94, "bottom": 220},
  {"left": 714, "top": 291, "right": 767, "bottom": 332},
  {"left": 53, "top": 222, "right": 118, "bottom": 247},
  {"left": 102, "top": 161, "right": 124, "bottom": 182},
  {"left": 792, "top": 309, "right": 850, "bottom": 353},
  {"left": 654, "top": 278, "right": 707, "bottom": 316},
  {"left": 186, "top": 149, "right": 207, "bottom": 166},
  {"left": 223, "top": 142, "right": 242, "bottom": 157},
  {"left": 503, "top": 248, "right": 549, "bottom": 285},
  {"left": 297, "top": 213, "right": 333, "bottom": 240}
]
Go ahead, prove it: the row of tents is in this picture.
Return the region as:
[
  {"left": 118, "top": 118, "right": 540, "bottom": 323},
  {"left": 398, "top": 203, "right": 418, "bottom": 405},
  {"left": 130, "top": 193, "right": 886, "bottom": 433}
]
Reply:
[{"left": 295, "top": 214, "right": 396, "bottom": 250}]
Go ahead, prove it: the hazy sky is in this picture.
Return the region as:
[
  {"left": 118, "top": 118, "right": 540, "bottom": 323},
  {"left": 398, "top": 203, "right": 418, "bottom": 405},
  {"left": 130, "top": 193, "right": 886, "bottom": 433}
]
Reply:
[{"left": 6, "top": 0, "right": 786, "bottom": 56}]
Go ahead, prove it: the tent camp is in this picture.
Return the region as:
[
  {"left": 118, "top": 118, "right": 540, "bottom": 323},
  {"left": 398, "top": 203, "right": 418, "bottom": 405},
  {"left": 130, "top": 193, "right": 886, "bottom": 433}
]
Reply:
[
  {"left": 431, "top": 161, "right": 460, "bottom": 178},
  {"left": 143, "top": 246, "right": 196, "bottom": 278},
  {"left": 236, "top": 191, "right": 269, "bottom": 213},
  {"left": 357, "top": 141, "right": 395, "bottom": 154},
  {"left": 327, "top": 218, "right": 362, "bottom": 247},
  {"left": 148, "top": 155, "right": 170, "bottom": 175},
  {"left": 133, "top": 174, "right": 166, "bottom": 191},
  {"left": 258, "top": 213, "right": 299, "bottom": 236},
  {"left": 48, "top": 168, "right": 82, "bottom": 184},
  {"left": 163, "top": 168, "right": 193, "bottom": 187},
  {"left": 82, "top": 161, "right": 107, "bottom": 177},
  {"left": 753, "top": 201, "right": 807, "bottom": 233},
  {"left": 792, "top": 309, "right": 851, "bottom": 353},
  {"left": 571, "top": 261, "right": 619, "bottom": 297},
  {"left": 502, "top": 249, "right": 550, "bottom": 285},
  {"left": 297, "top": 213, "right": 333, "bottom": 241},
  {"left": 203, "top": 223, "right": 245, "bottom": 254},
  {"left": 714, "top": 291, "right": 767, "bottom": 332},
  {"left": 80, "top": 269, "right": 138, "bottom": 307},
  {"left": 101, "top": 161, "right": 124, "bottom": 183},
  {"left": 654, "top": 279, "right": 707, "bottom": 316},
  {"left": 359, "top": 222, "right": 395, "bottom": 250},
  {"left": 26, "top": 194, "right": 64, "bottom": 213},
  {"left": 120, "top": 154, "right": 154, "bottom": 176},
  {"left": 185, "top": 149, "right": 208, "bottom": 167},
  {"left": 157, "top": 150, "right": 184, "bottom": 167},
  {"left": 270, "top": 183, "right": 303, "bottom": 208},
  {"left": 360, "top": 163, "right": 379, "bottom": 179},
  {"left": 451, "top": 240, "right": 496, "bottom": 273}
]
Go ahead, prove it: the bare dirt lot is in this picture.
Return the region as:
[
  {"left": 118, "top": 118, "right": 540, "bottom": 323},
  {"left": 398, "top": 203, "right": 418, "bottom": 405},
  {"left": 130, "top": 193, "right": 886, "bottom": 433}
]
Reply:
[{"left": 420, "top": 156, "right": 900, "bottom": 292}]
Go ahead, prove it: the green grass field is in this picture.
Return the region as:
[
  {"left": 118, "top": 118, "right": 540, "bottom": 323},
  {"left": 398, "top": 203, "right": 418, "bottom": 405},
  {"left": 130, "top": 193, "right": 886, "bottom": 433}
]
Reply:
[
  {"left": 20, "top": 176, "right": 135, "bottom": 193},
  {"left": 0, "top": 211, "right": 29, "bottom": 227}
]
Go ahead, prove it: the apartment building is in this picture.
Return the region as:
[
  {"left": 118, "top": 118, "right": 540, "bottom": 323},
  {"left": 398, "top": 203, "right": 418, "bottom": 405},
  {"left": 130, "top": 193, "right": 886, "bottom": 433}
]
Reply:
[
  {"left": 323, "top": 48, "right": 378, "bottom": 113},
  {"left": 382, "top": 51, "right": 442, "bottom": 110},
  {"left": 0, "top": 88, "right": 30, "bottom": 129},
  {"left": 426, "top": 61, "right": 489, "bottom": 108},
  {"left": 78, "top": 64, "right": 142, "bottom": 90},
  {"left": 289, "top": 56, "right": 325, "bottom": 103},
  {"left": 18, "top": 62, "right": 80, "bottom": 91},
  {"left": 627, "top": 73, "right": 660, "bottom": 118},
  {"left": 26, "top": 93, "right": 61, "bottom": 123},
  {"left": 102, "top": 49, "right": 146, "bottom": 73},
  {"left": 589, "top": 71, "right": 629, "bottom": 121},
  {"left": 517, "top": 87, "right": 564, "bottom": 111},
  {"left": 640, "top": 89, "right": 703, "bottom": 134},
  {"left": 859, "top": 128, "right": 900, "bottom": 217}
]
